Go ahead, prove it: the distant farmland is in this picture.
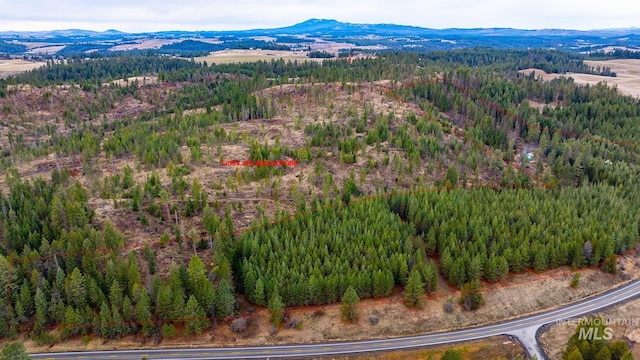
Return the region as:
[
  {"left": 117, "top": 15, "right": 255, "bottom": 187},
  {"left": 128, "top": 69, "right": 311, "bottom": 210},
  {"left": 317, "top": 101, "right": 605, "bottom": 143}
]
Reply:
[
  {"left": 194, "top": 49, "right": 321, "bottom": 64},
  {"left": 520, "top": 59, "right": 640, "bottom": 98},
  {"left": 0, "top": 59, "right": 44, "bottom": 78}
]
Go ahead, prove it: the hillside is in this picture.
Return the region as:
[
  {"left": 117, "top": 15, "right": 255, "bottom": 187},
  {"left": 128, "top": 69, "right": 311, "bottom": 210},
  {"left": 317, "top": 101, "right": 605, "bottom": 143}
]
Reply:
[{"left": 0, "top": 49, "right": 639, "bottom": 354}]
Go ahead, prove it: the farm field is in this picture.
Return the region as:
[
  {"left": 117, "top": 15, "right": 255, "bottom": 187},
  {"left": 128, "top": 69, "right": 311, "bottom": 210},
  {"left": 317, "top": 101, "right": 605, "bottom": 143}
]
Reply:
[
  {"left": 0, "top": 59, "right": 45, "bottom": 78},
  {"left": 519, "top": 59, "right": 640, "bottom": 98},
  {"left": 194, "top": 49, "right": 319, "bottom": 64}
]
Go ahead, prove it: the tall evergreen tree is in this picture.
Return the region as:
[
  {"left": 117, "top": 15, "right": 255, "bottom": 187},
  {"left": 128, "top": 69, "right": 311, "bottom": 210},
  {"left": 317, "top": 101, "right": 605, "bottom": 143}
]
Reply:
[
  {"left": 214, "top": 280, "right": 235, "bottom": 318},
  {"left": 184, "top": 295, "right": 210, "bottom": 335},
  {"left": 135, "top": 290, "right": 154, "bottom": 337},
  {"left": 404, "top": 269, "right": 425, "bottom": 308},
  {"left": 340, "top": 285, "right": 360, "bottom": 322},
  {"left": 268, "top": 290, "right": 285, "bottom": 327}
]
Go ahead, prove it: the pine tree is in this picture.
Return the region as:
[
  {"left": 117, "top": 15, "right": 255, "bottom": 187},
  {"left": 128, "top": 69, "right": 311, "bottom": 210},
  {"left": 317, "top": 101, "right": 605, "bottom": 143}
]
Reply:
[
  {"left": 0, "top": 342, "right": 30, "bottom": 360},
  {"left": 184, "top": 295, "right": 209, "bottom": 335},
  {"left": 372, "top": 270, "right": 386, "bottom": 298},
  {"left": 253, "top": 278, "right": 266, "bottom": 306},
  {"left": 424, "top": 261, "right": 438, "bottom": 292},
  {"left": 399, "top": 261, "right": 409, "bottom": 286},
  {"left": 404, "top": 269, "right": 425, "bottom": 308},
  {"left": 268, "top": 290, "right": 285, "bottom": 327},
  {"left": 33, "top": 287, "right": 49, "bottom": 333},
  {"left": 127, "top": 258, "right": 141, "bottom": 297},
  {"left": 87, "top": 277, "right": 105, "bottom": 308},
  {"left": 18, "top": 281, "right": 33, "bottom": 317},
  {"left": 459, "top": 280, "right": 484, "bottom": 311},
  {"left": 99, "top": 301, "right": 112, "bottom": 338},
  {"left": 111, "top": 303, "right": 126, "bottom": 338},
  {"left": 156, "top": 284, "right": 173, "bottom": 320},
  {"left": 61, "top": 306, "right": 77, "bottom": 339},
  {"left": 441, "top": 349, "right": 463, "bottom": 360},
  {"left": 340, "top": 285, "right": 359, "bottom": 322},
  {"left": 135, "top": 290, "right": 154, "bottom": 337},
  {"left": 67, "top": 267, "right": 87, "bottom": 308},
  {"left": 122, "top": 295, "right": 135, "bottom": 332},
  {"left": 170, "top": 290, "right": 185, "bottom": 320},
  {"left": 188, "top": 255, "right": 214, "bottom": 309},
  {"left": 214, "top": 280, "right": 235, "bottom": 319},
  {"left": 109, "top": 279, "right": 124, "bottom": 311},
  {"left": 467, "top": 255, "right": 483, "bottom": 282},
  {"left": 445, "top": 165, "right": 459, "bottom": 188},
  {"left": 534, "top": 250, "right": 548, "bottom": 273},
  {"left": 484, "top": 256, "right": 499, "bottom": 282},
  {"left": 566, "top": 347, "right": 584, "bottom": 360}
]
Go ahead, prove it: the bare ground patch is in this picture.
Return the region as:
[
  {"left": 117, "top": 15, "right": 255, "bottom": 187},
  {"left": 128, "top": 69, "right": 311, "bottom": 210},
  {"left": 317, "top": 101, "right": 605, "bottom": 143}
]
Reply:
[{"left": 104, "top": 75, "right": 158, "bottom": 87}]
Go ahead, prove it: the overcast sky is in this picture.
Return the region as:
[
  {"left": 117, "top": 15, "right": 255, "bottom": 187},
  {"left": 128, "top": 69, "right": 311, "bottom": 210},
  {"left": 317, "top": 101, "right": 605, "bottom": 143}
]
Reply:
[{"left": 1, "top": 0, "right": 639, "bottom": 32}]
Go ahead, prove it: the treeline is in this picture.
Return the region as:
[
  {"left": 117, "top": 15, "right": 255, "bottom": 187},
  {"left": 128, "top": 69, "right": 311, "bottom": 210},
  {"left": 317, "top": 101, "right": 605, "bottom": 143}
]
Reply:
[
  {"left": 0, "top": 41, "right": 27, "bottom": 55},
  {"left": 158, "top": 39, "right": 291, "bottom": 56},
  {"left": 308, "top": 51, "right": 335, "bottom": 58},
  {"left": 421, "top": 48, "right": 615, "bottom": 76},
  {"left": 56, "top": 44, "right": 112, "bottom": 57},
  {"left": 389, "top": 186, "right": 638, "bottom": 287},
  {"left": 9, "top": 55, "right": 203, "bottom": 86},
  {"left": 588, "top": 48, "right": 640, "bottom": 60}
]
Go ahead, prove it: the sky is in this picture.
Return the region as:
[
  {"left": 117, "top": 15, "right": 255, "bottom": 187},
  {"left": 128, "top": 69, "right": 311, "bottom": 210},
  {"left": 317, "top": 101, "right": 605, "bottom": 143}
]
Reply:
[{"left": 1, "top": 0, "right": 639, "bottom": 32}]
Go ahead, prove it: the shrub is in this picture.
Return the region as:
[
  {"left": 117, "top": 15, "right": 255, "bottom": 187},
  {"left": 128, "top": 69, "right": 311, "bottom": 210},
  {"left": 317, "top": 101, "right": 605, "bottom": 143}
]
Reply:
[
  {"left": 161, "top": 324, "right": 177, "bottom": 339},
  {"left": 268, "top": 324, "right": 278, "bottom": 336},
  {"left": 230, "top": 317, "right": 248, "bottom": 333},
  {"left": 570, "top": 273, "right": 581, "bottom": 288},
  {"left": 285, "top": 317, "right": 300, "bottom": 329},
  {"left": 444, "top": 301, "right": 455, "bottom": 314}
]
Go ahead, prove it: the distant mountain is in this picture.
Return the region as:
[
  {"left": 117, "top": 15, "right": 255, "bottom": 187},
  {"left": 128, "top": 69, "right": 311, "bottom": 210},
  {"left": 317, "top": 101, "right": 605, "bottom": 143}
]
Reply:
[
  {"left": 1, "top": 19, "right": 640, "bottom": 56},
  {"left": 263, "top": 19, "right": 640, "bottom": 37}
]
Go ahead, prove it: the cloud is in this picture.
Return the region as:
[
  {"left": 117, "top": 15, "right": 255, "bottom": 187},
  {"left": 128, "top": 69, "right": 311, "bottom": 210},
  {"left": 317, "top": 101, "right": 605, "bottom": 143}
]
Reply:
[{"left": 0, "top": 0, "right": 638, "bottom": 31}]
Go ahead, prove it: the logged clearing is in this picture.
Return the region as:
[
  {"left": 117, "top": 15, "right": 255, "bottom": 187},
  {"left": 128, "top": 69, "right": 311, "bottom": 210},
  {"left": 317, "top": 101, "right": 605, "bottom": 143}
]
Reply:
[
  {"left": 194, "top": 49, "right": 320, "bottom": 64},
  {"left": 104, "top": 75, "right": 159, "bottom": 87},
  {"left": 519, "top": 59, "right": 640, "bottom": 98},
  {"left": 0, "top": 59, "right": 45, "bottom": 77}
]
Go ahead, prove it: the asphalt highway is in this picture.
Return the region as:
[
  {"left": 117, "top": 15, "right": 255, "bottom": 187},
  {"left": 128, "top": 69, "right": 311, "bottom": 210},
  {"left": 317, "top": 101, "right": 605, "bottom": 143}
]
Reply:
[{"left": 31, "top": 279, "right": 640, "bottom": 360}]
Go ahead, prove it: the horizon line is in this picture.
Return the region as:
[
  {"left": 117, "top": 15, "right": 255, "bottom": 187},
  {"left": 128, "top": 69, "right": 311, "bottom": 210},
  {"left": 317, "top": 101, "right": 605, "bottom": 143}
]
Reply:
[{"left": 1, "top": 18, "right": 639, "bottom": 35}]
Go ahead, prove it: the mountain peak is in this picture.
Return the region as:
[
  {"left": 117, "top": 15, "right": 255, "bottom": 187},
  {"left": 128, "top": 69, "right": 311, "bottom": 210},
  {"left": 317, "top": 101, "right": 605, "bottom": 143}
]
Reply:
[{"left": 296, "top": 19, "right": 340, "bottom": 26}]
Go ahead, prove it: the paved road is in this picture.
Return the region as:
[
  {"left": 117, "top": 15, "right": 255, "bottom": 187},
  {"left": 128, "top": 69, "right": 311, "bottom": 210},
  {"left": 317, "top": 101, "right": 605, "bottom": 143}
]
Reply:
[{"left": 31, "top": 280, "right": 640, "bottom": 360}]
